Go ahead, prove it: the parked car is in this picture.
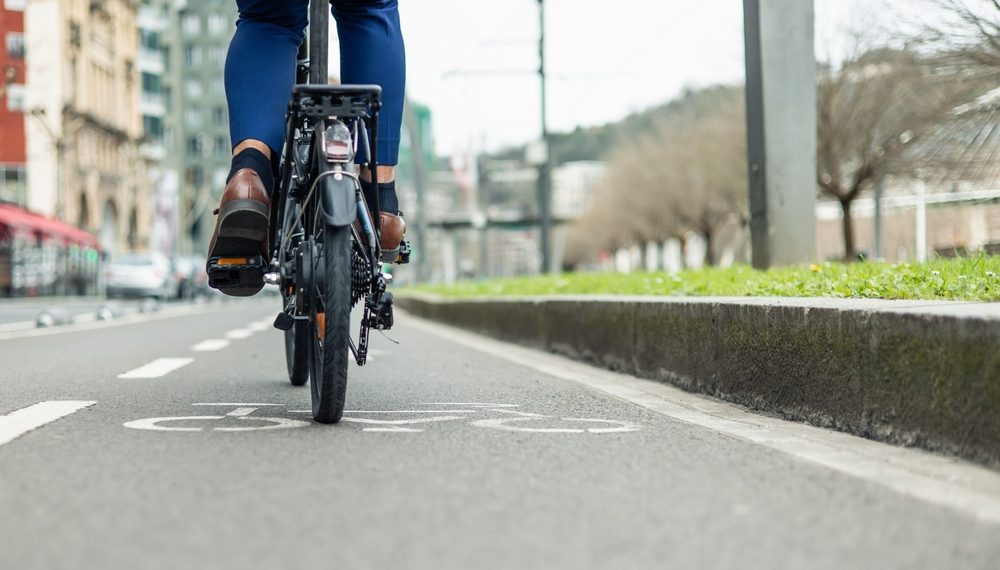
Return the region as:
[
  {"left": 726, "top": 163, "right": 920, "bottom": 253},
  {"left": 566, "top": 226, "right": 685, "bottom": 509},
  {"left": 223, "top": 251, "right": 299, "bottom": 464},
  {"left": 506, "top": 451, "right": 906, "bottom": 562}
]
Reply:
[
  {"left": 173, "top": 255, "right": 209, "bottom": 299},
  {"left": 105, "top": 252, "right": 178, "bottom": 300}
]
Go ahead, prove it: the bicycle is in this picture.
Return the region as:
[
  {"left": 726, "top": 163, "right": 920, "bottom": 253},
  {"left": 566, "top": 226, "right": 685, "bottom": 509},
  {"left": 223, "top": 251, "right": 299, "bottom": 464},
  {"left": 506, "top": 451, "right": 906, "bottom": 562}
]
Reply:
[{"left": 207, "top": 0, "right": 409, "bottom": 424}]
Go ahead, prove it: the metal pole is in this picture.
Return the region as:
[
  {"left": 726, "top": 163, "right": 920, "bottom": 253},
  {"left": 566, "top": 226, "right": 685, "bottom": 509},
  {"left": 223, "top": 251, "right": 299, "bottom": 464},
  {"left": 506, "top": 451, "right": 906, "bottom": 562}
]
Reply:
[
  {"left": 403, "top": 97, "right": 429, "bottom": 282},
  {"left": 874, "top": 176, "right": 883, "bottom": 259},
  {"left": 537, "top": 0, "right": 552, "bottom": 274},
  {"left": 916, "top": 180, "right": 927, "bottom": 262},
  {"left": 742, "top": 0, "right": 816, "bottom": 268}
]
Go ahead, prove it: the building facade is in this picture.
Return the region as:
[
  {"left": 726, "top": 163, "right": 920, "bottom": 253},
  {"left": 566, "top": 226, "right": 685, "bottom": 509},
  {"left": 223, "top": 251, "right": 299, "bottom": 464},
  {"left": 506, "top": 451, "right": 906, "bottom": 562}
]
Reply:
[
  {"left": 0, "top": 0, "right": 26, "bottom": 206},
  {"left": 163, "top": 0, "right": 236, "bottom": 255},
  {"left": 24, "top": 0, "right": 148, "bottom": 256}
]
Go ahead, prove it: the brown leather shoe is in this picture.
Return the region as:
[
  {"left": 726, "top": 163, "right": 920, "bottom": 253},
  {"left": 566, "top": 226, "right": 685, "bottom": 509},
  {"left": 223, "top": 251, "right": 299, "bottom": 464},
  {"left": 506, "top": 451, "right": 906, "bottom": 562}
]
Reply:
[
  {"left": 206, "top": 169, "right": 270, "bottom": 296},
  {"left": 378, "top": 212, "right": 405, "bottom": 262}
]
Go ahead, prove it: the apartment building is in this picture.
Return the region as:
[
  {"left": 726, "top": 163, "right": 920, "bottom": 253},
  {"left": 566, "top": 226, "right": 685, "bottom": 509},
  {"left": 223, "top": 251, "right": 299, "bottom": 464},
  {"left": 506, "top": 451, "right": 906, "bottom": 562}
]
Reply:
[
  {"left": 0, "top": 0, "right": 26, "bottom": 206},
  {"left": 164, "top": 0, "right": 236, "bottom": 255},
  {"left": 24, "top": 0, "right": 148, "bottom": 255}
]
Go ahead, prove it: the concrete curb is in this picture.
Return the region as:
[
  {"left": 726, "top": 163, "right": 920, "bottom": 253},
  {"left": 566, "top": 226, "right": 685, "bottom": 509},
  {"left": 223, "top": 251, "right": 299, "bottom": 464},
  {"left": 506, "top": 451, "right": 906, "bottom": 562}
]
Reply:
[{"left": 397, "top": 293, "right": 1000, "bottom": 467}]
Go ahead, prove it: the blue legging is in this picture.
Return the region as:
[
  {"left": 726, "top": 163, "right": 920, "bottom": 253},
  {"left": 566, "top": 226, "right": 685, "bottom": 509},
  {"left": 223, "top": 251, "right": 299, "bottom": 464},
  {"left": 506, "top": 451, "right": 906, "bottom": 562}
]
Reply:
[{"left": 226, "top": 0, "right": 405, "bottom": 166}]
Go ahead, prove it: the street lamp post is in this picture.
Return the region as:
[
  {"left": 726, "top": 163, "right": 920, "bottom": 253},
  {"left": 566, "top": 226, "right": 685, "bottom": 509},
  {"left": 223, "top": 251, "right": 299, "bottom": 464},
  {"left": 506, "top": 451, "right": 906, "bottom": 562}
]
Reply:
[{"left": 537, "top": 0, "right": 553, "bottom": 274}]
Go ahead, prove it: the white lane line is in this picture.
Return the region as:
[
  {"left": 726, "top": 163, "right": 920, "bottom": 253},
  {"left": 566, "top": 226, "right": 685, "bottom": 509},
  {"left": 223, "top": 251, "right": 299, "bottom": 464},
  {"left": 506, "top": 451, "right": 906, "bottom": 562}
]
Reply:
[
  {"left": 408, "top": 315, "right": 1000, "bottom": 525},
  {"left": 225, "top": 328, "right": 254, "bottom": 340},
  {"left": 192, "top": 403, "right": 283, "bottom": 406},
  {"left": 191, "top": 339, "right": 230, "bottom": 352},
  {"left": 117, "top": 357, "right": 194, "bottom": 379},
  {"left": 247, "top": 321, "right": 270, "bottom": 332},
  {"left": 0, "top": 401, "right": 96, "bottom": 447},
  {"left": 225, "top": 407, "right": 258, "bottom": 417}
]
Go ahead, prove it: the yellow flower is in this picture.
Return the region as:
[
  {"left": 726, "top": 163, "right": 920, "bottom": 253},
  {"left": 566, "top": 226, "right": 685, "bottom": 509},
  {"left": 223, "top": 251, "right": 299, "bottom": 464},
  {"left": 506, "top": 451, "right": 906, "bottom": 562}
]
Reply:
[{"left": 809, "top": 264, "right": 823, "bottom": 273}]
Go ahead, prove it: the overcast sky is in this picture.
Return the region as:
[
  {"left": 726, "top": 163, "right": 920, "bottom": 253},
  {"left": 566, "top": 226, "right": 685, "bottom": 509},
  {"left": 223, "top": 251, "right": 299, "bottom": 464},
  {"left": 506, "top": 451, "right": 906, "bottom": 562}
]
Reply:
[{"left": 332, "top": 0, "right": 902, "bottom": 156}]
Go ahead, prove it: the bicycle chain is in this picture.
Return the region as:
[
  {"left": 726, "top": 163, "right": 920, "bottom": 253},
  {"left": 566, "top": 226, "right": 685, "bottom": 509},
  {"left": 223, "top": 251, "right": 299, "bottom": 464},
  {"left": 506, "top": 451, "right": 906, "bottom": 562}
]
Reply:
[{"left": 351, "top": 241, "right": 371, "bottom": 307}]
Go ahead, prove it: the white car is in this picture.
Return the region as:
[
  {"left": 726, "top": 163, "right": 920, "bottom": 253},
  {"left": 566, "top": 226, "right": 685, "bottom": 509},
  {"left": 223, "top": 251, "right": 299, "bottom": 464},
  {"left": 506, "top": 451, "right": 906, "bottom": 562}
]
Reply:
[{"left": 105, "top": 252, "right": 178, "bottom": 300}]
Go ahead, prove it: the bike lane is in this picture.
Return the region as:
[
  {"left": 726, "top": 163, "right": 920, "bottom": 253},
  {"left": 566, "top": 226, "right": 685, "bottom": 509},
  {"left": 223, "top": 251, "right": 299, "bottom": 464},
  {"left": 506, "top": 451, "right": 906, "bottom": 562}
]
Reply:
[{"left": 0, "top": 304, "right": 998, "bottom": 570}]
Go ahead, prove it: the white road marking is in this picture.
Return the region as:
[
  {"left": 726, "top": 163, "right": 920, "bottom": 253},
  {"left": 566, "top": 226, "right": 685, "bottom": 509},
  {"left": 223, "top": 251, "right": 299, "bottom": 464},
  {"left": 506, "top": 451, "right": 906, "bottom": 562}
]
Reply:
[
  {"left": 340, "top": 416, "right": 465, "bottom": 426},
  {"left": 124, "top": 405, "right": 309, "bottom": 432},
  {"left": 423, "top": 402, "right": 519, "bottom": 408},
  {"left": 117, "top": 357, "right": 194, "bottom": 379},
  {"left": 471, "top": 417, "right": 640, "bottom": 434},
  {"left": 191, "top": 339, "right": 230, "bottom": 352},
  {"left": 341, "top": 415, "right": 465, "bottom": 433},
  {"left": 123, "top": 415, "right": 223, "bottom": 432},
  {"left": 408, "top": 314, "right": 1000, "bottom": 524},
  {"left": 247, "top": 321, "right": 270, "bottom": 332},
  {"left": 225, "top": 328, "right": 253, "bottom": 340},
  {"left": 0, "top": 401, "right": 96, "bottom": 447},
  {"left": 192, "top": 403, "right": 283, "bottom": 407}
]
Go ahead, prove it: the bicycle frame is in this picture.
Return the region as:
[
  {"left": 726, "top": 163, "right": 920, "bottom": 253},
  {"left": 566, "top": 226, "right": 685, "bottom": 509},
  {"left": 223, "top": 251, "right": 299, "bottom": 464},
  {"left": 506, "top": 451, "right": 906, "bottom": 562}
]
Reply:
[{"left": 269, "top": 0, "right": 390, "bottom": 367}]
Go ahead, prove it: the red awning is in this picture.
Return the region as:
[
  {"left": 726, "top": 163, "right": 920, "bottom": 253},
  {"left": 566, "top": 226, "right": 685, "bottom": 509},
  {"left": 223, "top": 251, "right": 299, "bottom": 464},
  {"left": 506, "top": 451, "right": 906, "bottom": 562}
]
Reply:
[{"left": 0, "top": 203, "right": 101, "bottom": 250}]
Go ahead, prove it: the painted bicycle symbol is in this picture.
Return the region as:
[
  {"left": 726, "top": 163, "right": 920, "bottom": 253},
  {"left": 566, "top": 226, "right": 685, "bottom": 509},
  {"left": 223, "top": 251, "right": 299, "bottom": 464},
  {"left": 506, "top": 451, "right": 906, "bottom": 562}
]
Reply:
[{"left": 123, "top": 403, "right": 641, "bottom": 434}]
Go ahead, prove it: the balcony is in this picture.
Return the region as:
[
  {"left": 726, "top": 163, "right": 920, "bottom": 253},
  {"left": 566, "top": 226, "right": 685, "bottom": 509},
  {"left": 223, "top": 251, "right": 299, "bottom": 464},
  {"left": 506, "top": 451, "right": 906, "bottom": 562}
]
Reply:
[
  {"left": 140, "top": 91, "right": 167, "bottom": 118},
  {"left": 138, "top": 48, "right": 165, "bottom": 74}
]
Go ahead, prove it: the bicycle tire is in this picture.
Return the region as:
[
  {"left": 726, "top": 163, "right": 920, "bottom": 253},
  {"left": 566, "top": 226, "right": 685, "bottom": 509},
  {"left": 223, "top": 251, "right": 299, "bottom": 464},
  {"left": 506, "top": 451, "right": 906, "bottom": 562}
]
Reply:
[
  {"left": 309, "top": 223, "right": 352, "bottom": 423},
  {"left": 280, "top": 201, "right": 310, "bottom": 387},
  {"left": 284, "top": 318, "right": 310, "bottom": 386}
]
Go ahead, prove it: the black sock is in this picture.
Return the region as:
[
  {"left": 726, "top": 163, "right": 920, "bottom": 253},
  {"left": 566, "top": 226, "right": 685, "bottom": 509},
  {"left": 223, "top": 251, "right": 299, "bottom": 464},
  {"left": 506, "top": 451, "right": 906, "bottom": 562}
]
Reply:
[
  {"left": 228, "top": 147, "right": 274, "bottom": 197},
  {"left": 360, "top": 179, "right": 399, "bottom": 214}
]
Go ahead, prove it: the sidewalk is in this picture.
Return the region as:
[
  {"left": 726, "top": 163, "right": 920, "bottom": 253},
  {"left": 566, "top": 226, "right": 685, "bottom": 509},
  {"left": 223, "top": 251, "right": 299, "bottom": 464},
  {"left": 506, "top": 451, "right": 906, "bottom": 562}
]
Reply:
[{"left": 398, "top": 293, "right": 1000, "bottom": 468}]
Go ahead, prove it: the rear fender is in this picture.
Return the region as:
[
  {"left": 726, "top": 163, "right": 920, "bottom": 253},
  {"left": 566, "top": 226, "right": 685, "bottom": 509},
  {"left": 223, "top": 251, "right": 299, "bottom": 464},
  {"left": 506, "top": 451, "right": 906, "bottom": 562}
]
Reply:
[{"left": 319, "top": 171, "right": 358, "bottom": 227}]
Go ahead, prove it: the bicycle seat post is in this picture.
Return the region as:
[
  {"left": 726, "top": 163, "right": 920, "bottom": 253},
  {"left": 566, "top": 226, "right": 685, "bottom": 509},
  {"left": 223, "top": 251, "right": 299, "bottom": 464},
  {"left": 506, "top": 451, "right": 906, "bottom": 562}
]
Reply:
[{"left": 308, "top": 0, "right": 329, "bottom": 85}]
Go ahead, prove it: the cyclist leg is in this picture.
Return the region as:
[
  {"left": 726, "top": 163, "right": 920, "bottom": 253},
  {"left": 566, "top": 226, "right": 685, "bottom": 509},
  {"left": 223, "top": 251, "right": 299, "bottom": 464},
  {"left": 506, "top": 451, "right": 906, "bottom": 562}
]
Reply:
[
  {"left": 331, "top": 0, "right": 406, "bottom": 252},
  {"left": 207, "top": 0, "right": 308, "bottom": 295},
  {"left": 226, "top": 0, "right": 309, "bottom": 168}
]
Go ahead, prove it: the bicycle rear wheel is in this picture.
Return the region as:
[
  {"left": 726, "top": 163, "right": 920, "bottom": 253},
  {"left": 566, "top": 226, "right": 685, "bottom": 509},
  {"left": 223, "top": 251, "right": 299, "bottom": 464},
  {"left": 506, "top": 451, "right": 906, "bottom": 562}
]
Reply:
[
  {"left": 308, "top": 222, "right": 352, "bottom": 423},
  {"left": 280, "top": 203, "right": 309, "bottom": 387}
]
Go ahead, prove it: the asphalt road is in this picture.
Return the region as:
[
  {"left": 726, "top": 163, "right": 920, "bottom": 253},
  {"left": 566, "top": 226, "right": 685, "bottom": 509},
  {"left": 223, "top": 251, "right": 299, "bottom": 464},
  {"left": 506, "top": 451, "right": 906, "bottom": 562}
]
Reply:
[{"left": 1, "top": 299, "right": 999, "bottom": 569}]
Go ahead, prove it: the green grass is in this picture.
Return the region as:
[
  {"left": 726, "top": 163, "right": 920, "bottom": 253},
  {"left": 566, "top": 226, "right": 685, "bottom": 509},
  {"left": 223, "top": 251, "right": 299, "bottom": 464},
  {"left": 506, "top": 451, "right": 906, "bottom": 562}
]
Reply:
[{"left": 410, "top": 256, "right": 1000, "bottom": 301}]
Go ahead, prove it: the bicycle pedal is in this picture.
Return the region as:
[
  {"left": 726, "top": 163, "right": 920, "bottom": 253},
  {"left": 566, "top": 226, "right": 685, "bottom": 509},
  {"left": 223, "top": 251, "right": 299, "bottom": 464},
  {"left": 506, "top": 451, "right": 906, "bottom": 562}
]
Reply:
[
  {"left": 207, "top": 255, "right": 266, "bottom": 291},
  {"left": 273, "top": 311, "right": 295, "bottom": 332},
  {"left": 395, "top": 240, "right": 412, "bottom": 265}
]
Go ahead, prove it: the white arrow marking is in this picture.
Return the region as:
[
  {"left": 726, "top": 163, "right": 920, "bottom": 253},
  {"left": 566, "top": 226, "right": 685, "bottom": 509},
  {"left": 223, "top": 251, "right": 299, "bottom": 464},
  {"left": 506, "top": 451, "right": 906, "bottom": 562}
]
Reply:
[
  {"left": 117, "top": 358, "right": 194, "bottom": 379},
  {"left": 0, "top": 401, "right": 96, "bottom": 447}
]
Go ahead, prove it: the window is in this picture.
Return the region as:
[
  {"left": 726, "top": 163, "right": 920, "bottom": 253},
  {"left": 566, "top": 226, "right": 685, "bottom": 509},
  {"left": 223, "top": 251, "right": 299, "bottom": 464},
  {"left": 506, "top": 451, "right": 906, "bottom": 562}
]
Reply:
[
  {"left": 139, "top": 29, "right": 159, "bottom": 51},
  {"left": 184, "top": 45, "right": 200, "bottom": 67},
  {"left": 207, "top": 14, "right": 229, "bottom": 36},
  {"left": 207, "top": 46, "right": 225, "bottom": 67},
  {"left": 213, "top": 136, "right": 228, "bottom": 157},
  {"left": 181, "top": 14, "right": 200, "bottom": 37},
  {"left": 6, "top": 84, "right": 25, "bottom": 112},
  {"left": 143, "top": 116, "right": 163, "bottom": 140},
  {"left": 0, "top": 165, "right": 27, "bottom": 205},
  {"left": 140, "top": 71, "right": 160, "bottom": 94},
  {"left": 184, "top": 108, "right": 201, "bottom": 128},
  {"left": 6, "top": 33, "right": 25, "bottom": 59},
  {"left": 185, "top": 166, "right": 204, "bottom": 187},
  {"left": 4, "top": 0, "right": 26, "bottom": 11},
  {"left": 184, "top": 79, "right": 202, "bottom": 98},
  {"left": 186, "top": 137, "right": 202, "bottom": 158},
  {"left": 211, "top": 106, "right": 225, "bottom": 127}
]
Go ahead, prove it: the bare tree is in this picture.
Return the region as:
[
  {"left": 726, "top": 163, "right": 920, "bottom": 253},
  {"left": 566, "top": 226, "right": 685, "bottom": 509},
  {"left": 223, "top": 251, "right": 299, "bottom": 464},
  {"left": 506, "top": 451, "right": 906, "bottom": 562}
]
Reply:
[
  {"left": 567, "top": 86, "right": 746, "bottom": 268},
  {"left": 816, "top": 47, "right": 986, "bottom": 258},
  {"left": 913, "top": 0, "right": 1000, "bottom": 78}
]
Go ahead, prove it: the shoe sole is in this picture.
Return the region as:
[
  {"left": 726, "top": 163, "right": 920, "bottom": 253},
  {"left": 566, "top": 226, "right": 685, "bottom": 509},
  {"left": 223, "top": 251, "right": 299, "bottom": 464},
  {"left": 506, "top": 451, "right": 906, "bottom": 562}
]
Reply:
[{"left": 208, "top": 199, "right": 269, "bottom": 297}]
